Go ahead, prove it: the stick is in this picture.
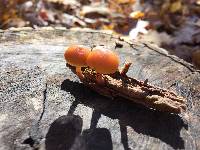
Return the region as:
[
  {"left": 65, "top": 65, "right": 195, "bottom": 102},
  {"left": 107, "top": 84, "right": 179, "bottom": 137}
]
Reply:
[{"left": 66, "top": 64, "right": 186, "bottom": 114}]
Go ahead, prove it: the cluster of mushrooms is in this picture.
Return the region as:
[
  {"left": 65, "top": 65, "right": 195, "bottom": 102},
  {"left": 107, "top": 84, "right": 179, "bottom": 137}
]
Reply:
[{"left": 64, "top": 45, "right": 120, "bottom": 84}]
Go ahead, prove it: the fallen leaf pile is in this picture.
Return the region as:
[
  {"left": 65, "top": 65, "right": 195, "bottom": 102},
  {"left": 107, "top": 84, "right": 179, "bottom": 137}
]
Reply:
[{"left": 0, "top": 0, "right": 200, "bottom": 68}]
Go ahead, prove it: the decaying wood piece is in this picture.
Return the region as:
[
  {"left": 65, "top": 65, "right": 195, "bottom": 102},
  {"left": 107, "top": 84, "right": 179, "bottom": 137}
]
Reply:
[{"left": 67, "top": 63, "right": 186, "bottom": 114}]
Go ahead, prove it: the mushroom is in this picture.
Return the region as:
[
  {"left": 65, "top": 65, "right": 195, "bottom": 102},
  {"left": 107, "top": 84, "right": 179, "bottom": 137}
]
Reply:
[
  {"left": 64, "top": 45, "right": 91, "bottom": 80},
  {"left": 86, "top": 46, "right": 119, "bottom": 85}
]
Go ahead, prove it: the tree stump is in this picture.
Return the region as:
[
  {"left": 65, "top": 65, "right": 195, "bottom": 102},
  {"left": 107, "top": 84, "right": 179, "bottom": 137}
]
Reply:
[{"left": 0, "top": 27, "right": 200, "bottom": 150}]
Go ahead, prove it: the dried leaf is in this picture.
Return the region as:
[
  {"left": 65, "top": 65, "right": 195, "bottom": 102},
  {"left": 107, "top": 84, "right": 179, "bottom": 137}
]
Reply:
[
  {"left": 129, "top": 11, "right": 144, "bottom": 19},
  {"left": 80, "top": 5, "right": 110, "bottom": 19},
  {"left": 160, "top": 1, "right": 170, "bottom": 16},
  {"left": 60, "top": 13, "right": 86, "bottom": 27},
  {"left": 39, "top": 9, "right": 49, "bottom": 21},
  {"left": 108, "top": 0, "right": 135, "bottom": 15},
  {"left": 6, "top": 18, "right": 26, "bottom": 28},
  {"left": 20, "top": 1, "right": 34, "bottom": 12},
  {"left": 102, "top": 24, "right": 115, "bottom": 31},
  {"left": 45, "top": 0, "right": 80, "bottom": 6},
  {"left": 170, "top": 0, "right": 182, "bottom": 13},
  {"left": 116, "top": 0, "right": 136, "bottom": 4}
]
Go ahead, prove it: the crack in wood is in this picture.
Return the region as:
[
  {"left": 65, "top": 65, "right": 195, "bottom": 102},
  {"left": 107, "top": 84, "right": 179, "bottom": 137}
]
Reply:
[
  {"left": 22, "top": 83, "right": 47, "bottom": 149},
  {"left": 38, "top": 83, "right": 48, "bottom": 123}
]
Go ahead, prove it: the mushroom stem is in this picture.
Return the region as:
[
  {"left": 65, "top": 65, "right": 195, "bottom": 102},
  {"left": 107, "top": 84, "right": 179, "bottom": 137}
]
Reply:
[
  {"left": 76, "top": 67, "right": 84, "bottom": 81},
  {"left": 120, "top": 62, "right": 132, "bottom": 76},
  {"left": 96, "top": 73, "right": 105, "bottom": 86}
]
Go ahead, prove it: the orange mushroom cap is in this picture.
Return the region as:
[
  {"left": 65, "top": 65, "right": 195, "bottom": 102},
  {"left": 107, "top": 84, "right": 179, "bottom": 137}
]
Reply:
[
  {"left": 86, "top": 47, "right": 119, "bottom": 74},
  {"left": 64, "top": 45, "right": 91, "bottom": 67}
]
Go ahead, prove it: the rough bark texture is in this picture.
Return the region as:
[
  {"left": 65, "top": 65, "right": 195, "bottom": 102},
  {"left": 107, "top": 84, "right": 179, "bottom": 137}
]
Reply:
[
  {"left": 67, "top": 64, "right": 186, "bottom": 114},
  {"left": 0, "top": 27, "right": 200, "bottom": 150}
]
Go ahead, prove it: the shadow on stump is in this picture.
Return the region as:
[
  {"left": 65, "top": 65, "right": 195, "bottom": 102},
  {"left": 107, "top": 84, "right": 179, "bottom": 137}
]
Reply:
[
  {"left": 45, "top": 115, "right": 113, "bottom": 150},
  {"left": 61, "top": 79, "right": 188, "bottom": 149},
  {"left": 71, "top": 128, "right": 113, "bottom": 150},
  {"left": 45, "top": 115, "right": 82, "bottom": 150}
]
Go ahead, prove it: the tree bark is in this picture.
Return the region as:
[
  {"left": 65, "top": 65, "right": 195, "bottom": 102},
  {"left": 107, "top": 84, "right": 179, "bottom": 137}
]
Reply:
[{"left": 0, "top": 27, "right": 200, "bottom": 150}]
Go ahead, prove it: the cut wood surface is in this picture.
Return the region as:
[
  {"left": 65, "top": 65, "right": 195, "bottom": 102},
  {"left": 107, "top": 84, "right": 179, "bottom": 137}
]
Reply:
[{"left": 0, "top": 27, "right": 200, "bottom": 150}]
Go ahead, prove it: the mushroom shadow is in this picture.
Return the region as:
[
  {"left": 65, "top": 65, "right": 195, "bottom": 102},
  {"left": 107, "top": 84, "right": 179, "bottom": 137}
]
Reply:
[
  {"left": 71, "top": 128, "right": 113, "bottom": 150},
  {"left": 61, "top": 79, "right": 188, "bottom": 149},
  {"left": 45, "top": 115, "right": 82, "bottom": 150},
  {"left": 67, "top": 98, "right": 113, "bottom": 150}
]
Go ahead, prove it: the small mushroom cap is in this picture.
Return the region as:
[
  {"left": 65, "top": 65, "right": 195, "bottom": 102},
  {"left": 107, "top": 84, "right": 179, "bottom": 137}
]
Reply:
[
  {"left": 86, "top": 47, "right": 119, "bottom": 74},
  {"left": 64, "top": 45, "right": 91, "bottom": 67}
]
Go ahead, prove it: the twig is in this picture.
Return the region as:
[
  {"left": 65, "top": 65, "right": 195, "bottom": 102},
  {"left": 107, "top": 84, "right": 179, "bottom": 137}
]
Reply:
[{"left": 67, "top": 64, "right": 186, "bottom": 114}]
